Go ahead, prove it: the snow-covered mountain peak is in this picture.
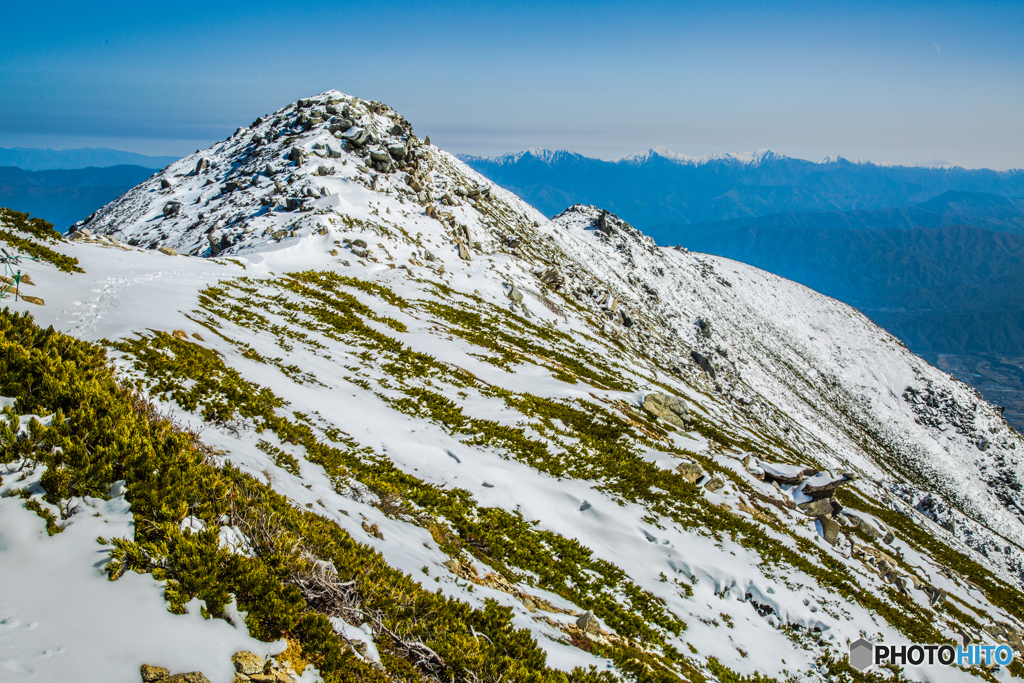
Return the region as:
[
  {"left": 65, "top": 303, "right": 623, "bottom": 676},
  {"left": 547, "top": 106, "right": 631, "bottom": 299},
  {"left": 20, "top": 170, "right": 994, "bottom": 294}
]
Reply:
[
  {"left": 5, "top": 91, "right": 1024, "bottom": 682},
  {"left": 78, "top": 90, "right": 468, "bottom": 256}
]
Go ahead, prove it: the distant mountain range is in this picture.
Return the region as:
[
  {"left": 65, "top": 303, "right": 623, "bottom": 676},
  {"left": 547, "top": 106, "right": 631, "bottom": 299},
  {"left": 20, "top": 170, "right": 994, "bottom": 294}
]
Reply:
[
  {"left": 649, "top": 190, "right": 1024, "bottom": 241},
  {"left": 0, "top": 147, "right": 179, "bottom": 171},
  {"left": 465, "top": 149, "right": 1024, "bottom": 425},
  {"left": 0, "top": 165, "right": 160, "bottom": 230},
  {"left": 460, "top": 148, "right": 1024, "bottom": 229}
]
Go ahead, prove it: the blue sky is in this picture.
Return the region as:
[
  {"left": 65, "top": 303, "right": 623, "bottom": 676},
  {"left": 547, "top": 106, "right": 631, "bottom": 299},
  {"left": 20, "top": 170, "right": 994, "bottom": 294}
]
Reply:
[{"left": 2, "top": 0, "right": 1022, "bottom": 168}]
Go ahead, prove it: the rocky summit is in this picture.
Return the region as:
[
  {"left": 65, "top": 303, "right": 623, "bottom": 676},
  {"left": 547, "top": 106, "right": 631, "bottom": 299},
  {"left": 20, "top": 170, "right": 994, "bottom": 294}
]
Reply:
[{"left": 1, "top": 90, "right": 1023, "bottom": 683}]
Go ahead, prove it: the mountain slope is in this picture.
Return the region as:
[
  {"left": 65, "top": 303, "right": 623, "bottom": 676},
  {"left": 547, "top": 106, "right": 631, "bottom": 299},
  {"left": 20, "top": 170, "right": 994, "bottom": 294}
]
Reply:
[
  {"left": 2, "top": 92, "right": 1023, "bottom": 683},
  {"left": 460, "top": 149, "right": 1024, "bottom": 229},
  {"left": 644, "top": 199, "right": 1024, "bottom": 430}
]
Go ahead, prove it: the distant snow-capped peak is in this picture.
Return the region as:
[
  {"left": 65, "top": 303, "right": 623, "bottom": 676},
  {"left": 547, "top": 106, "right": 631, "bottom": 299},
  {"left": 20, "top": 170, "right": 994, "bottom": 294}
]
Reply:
[{"left": 614, "top": 147, "right": 787, "bottom": 167}]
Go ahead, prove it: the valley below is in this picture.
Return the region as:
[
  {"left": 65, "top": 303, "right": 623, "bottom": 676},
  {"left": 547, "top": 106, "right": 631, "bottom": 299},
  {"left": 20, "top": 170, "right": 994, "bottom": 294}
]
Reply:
[{"left": 932, "top": 353, "right": 1024, "bottom": 433}]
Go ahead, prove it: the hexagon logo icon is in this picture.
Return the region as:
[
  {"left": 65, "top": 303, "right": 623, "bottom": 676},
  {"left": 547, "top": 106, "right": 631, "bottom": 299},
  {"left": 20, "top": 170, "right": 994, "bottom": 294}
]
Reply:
[{"left": 849, "top": 638, "right": 874, "bottom": 672}]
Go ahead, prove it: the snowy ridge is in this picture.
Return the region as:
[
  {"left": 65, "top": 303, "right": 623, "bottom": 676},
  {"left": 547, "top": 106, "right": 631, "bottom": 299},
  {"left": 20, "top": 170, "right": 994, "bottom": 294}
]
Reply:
[
  {"left": 4, "top": 90, "right": 1024, "bottom": 682},
  {"left": 549, "top": 205, "right": 1024, "bottom": 567}
]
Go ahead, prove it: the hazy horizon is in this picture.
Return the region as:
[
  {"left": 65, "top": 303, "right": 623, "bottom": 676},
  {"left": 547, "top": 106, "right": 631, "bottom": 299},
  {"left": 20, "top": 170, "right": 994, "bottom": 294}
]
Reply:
[
  {"left": 1, "top": 141, "right": 1012, "bottom": 172},
  {"left": 3, "top": 0, "right": 1022, "bottom": 170}
]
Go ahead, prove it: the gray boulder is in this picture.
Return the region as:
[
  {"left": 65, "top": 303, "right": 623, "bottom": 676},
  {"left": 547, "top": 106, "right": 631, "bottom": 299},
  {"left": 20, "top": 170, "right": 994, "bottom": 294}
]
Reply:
[
  {"left": 329, "top": 120, "right": 354, "bottom": 134},
  {"left": 923, "top": 585, "right": 946, "bottom": 607},
  {"left": 576, "top": 610, "right": 600, "bottom": 635},
  {"left": 507, "top": 286, "right": 524, "bottom": 304},
  {"left": 845, "top": 513, "right": 882, "bottom": 541},
  {"left": 690, "top": 351, "right": 716, "bottom": 379},
  {"left": 232, "top": 651, "right": 264, "bottom": 676},
  {"left": 162, "top": 201, "right": 181, "bottom": 217},
  {"left": 704, "top": 474, "right": 725, "bottom": 492},
  {"left": 342, "top": 127, "right": 370, "bottom": 146},
  {"left": 676, "top": 460, "right": 705, "bottom": 484},
  {"left": 802, "top": 475, "right": 849, "bottom": 499},
  {"left": 207, "top": 233, "right": 227, "bottom": 256},
  {"left": 818, "top": 516, "right": 840, "bottom": 545},
  {"left": 642, "top": 393, "right": 692, "bottom": 429},
  {"left": 194, "top": 158, "right": 210, "bottom": 174},
  {"left": 536, "top": 266, "right": 564, "bottom": 287},
  {"left": 406, "top": 174, "right": 423, "bottom": 192},
  {"left": 798, "top": 499, "right": 834, "bottom": 517},
  {"left": 288, "top": 147, "right": 304, "bottom": 163},
  {"left": 160, "top": 178, "right": 172, "bottom": 189}
]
